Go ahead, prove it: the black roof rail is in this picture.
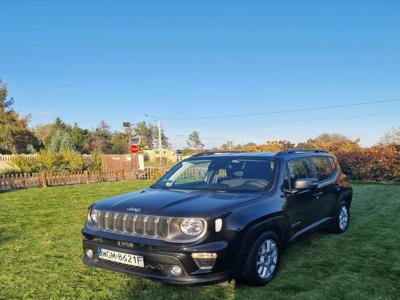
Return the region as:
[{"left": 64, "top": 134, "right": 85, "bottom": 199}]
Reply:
[
  {"left": 191, "top": 151, "right": 244, "bottom": 157},
  {"left": 275, "top": 149, "right": 328, "bottom": 156}
]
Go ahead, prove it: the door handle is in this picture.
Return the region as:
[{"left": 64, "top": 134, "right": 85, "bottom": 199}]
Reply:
[{"left": 313, "top": 192, "right": 323, "bottom": 199}]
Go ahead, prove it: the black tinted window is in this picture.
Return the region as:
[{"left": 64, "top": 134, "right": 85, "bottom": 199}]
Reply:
[
  {"left": 155, "top": 158, "right": 276, "bottom": 192},
  {"left": 287, "top": 158, "right": 313, "bottom": 187},
  {"left": 313, "top": 156, "right": 336, "bottom": 181}
]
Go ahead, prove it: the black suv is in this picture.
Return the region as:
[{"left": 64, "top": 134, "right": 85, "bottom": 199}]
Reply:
[{"left": 82, "top": 150, "right": 352, "bottom": 286}]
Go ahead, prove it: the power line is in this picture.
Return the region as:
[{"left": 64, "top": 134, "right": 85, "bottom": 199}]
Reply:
[
  {"left": 162, "top": 97, "right": 400, "bottom": 121},
  {"left": 166, "top": 111, "right": 400, "bottom": 129},
  {"left": 168, "top": 110, "right": 399, "bottom": 148},
  {"left": 170, "top": 134, "right": 224, "bottom": 140}
]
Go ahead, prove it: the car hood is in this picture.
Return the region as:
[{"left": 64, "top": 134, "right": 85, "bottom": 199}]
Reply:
[{"left": 93, "top": 188, "right": 264, "bottom": 217}]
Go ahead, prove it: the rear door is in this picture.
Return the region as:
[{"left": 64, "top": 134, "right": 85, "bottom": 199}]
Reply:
[
  {"left": 284, "top": 157, "right": 319, "bottom": 232},
  {"left": 311, "top": 156, "right": 340, "bottom": 220}
]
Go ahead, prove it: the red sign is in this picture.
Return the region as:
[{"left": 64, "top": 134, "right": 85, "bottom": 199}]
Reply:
[{"left": 130, "top": 145, "right": 139, "bottom": 153}]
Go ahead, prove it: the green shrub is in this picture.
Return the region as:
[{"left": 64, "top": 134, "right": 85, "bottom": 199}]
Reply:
[
  {"left": 10, "top": 155, "right": 38, "bottom": 173},
  {"left": 36, "top": 150, "right": 63, "bottom": 172},
  {"left": 60, "top": 150, "right": 86, "bottom": 171},
  {"left": 87, "top": 151, "right": 102, "bottom": 170},
  {"left": 8, "top": 151, "right": 102, "bottom": 173},
  {"left": 0, "top": 168, "right": 20, "bottom": 175}
]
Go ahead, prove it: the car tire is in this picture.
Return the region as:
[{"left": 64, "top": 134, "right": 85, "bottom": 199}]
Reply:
[
  {"left": 327, "top": 201, "right": 350, "bottom": 233},
  {"left": 235, "top": 231, "right": 280, "bottom": 286}
]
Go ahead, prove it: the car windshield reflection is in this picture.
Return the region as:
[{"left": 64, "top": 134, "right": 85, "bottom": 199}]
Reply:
[{"left": 153, "top": 157, "right": 276, "bottom": 192}]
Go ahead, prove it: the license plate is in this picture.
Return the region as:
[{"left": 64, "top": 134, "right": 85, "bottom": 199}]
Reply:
[{"left": 98, "top": 248, "right": 144, "bottom": 267}]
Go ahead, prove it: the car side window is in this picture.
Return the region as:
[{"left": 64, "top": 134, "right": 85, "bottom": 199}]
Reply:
[
  {"left": 313, "top": 156, "right": 336, "bottom": 181},
  {"left": 286, "top": 158, "right": 313, "bottom": 188}
]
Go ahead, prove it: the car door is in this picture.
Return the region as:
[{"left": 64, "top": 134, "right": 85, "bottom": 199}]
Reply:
[
  {"left": 311, "top": 156, "right": 340, "bottom": 220},
  {"left": 284, "top": 157, "right": 319, "bottom": 232}
]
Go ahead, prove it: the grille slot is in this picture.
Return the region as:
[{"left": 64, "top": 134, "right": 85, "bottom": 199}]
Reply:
[{"left": 97, "top": 211, "right": 171, "bottom": 240}]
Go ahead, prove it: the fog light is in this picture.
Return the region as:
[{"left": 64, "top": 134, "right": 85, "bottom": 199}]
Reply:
[
  {"left": 170, "top": 265, "right": 183, "bottom": 276},
  {"left": 192, "top": 252, "right": 217, "bottom": 270},
  {"left": 85, "top": 249, "right": 93, "bottom": 258}
]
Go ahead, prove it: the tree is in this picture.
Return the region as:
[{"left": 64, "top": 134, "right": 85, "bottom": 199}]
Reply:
[
  {"left": 48, "top": 130, "right": 75, "bottom": 152},
  {"left": 160, "top": 128, "right": 170, "bottom": 148},
  {"left": 34, "top": 123, "right": 54, "bottom": 147},
  {"left": 0, "top": 80, "right": 40, "bottom": 154},
  {"left": 242, "top": 140, "right": 294, "bottom": 152},
  {"left": 34, "top": 118, "right": 71, "bottom": 149},
  {"left": 35, "top": 120, "right": 93, "bottom": 153},
  {"left": 91, "top": 121, "right": 112, "bottom": 153},
  {"left": 381, "top": 127, "right": 400, "bottom": 145},
  {"left": 70, "top": 123, "right": 92, "bottom": 154},
  {"left": 220, "top": 142, "right": 234, "bottom": 151},
  {"left": 297, "top": 133, "right": 360, "bottom": 153},
  {"left": 110, "top": 132, "right": 129, "bottom": 154},
  {"left": 52, "top": 117, "right": 69, "bottom": 132},
  {"left": 186, "top": 131, "right": 204, "bottom": 151},
  {"left": 134, "top": 122, "right": 155, "bottom": 148}
]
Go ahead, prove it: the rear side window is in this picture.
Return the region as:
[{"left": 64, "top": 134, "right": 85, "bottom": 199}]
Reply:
[
  {"left": 286, "top": 158, "right": 313, "bottom": 187},
  {"left": 313, "top": 156, "right": 336, "bottom": 181}
]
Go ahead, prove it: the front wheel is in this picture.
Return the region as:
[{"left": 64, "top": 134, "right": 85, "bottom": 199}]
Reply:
[
  {"left": 327, "top": 201, "right": 350, "bottom": 233},
  {"left": 235, "top": 231, "right": 281, "bottom": 286}
]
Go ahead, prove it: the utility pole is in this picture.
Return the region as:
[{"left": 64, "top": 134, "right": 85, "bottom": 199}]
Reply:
[
  {"left": 157, "top": 118, "right": 162, "bottom": 165},
  {"left": 123, "top": 122, "right": 135, "bottom": 170},
  {"left": 145, "top": 114, "right": 162, "bottom": 166}
]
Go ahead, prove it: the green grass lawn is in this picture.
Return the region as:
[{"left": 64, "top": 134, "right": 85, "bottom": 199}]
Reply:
[{"left": 1, "top": 182, "right": 399, "bottom": 300}]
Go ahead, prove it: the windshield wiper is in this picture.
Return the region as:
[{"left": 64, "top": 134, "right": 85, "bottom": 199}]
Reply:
[
  {"left": 151, "top": 184, "right": 171, "bottom": 190},
  {"left": 198, "top": 188, "right": 228, "bottom": 192}
]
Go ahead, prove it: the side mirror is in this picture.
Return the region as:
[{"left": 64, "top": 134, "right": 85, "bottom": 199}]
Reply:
[
  {"left": 294, "top": 178, "right": 318, "bottom": 190},
  {"left": 342, "top": 168, "right": 351, "bottom": 176}
]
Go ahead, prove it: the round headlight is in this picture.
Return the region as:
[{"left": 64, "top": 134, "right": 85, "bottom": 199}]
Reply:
[
  {"left": 88, "top": 209, "right": 99, "bottom": 224},
  {"left": 179, "top": 218, "right": 204, "bottom": 236}
]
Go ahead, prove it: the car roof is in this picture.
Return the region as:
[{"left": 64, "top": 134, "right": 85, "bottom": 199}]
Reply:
[
  {"left": 189, "top": 150, "right": 333, "bottom": 160},
  {"left": 190, "top": 151, "right": 278, "bottom": 158}
]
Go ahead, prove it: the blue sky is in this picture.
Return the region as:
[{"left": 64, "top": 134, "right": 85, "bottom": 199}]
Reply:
[{"left": 1, "top": 0, "right": 399, "bottom": 148}]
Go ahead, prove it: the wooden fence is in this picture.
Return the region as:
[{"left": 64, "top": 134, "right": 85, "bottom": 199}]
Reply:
[{"left": 0, "top": 168, "right": 168, "bottom": 191}]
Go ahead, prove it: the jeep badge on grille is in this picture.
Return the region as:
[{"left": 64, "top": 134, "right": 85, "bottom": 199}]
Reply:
[{"left": 127, "top": 207, "right": 141, "bottom": 212}]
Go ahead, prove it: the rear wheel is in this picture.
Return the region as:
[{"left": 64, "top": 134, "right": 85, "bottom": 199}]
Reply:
[
  {"left": 327, "top": 201, "right": 350, "bottom": 233},
  {"left": 235, "top": 231, "right": 280, "bottom": 286}
]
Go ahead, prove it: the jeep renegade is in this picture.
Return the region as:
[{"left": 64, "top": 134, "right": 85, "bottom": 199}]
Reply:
[{"left": 82, "top": 149, "right": 352, "bottom": 286}]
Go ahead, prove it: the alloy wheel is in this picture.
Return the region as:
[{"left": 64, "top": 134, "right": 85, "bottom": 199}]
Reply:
[
  {"left": 339, "top": 205, "right": 349, "bottom": 230},
  {"left": 256, "top": 239, "right": 278, "bottom": 279}
]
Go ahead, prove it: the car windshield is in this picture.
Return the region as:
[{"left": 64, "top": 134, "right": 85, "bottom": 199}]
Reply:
[{"left": 153, "top": 157, "right": 277, "bottom": 192}]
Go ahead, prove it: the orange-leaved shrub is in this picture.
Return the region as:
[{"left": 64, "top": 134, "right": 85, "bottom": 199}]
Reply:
[{"left": 242, "top": 138, "right": 400, "bottom": 182}]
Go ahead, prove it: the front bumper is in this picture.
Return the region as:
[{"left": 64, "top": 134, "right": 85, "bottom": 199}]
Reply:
[{"left": 82, "top": 238, "right": 233, "bottom": 285}]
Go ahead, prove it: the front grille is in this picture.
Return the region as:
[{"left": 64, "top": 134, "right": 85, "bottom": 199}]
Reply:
[{"left": 97, "top": 211, "right": 171, "bottom": 239}]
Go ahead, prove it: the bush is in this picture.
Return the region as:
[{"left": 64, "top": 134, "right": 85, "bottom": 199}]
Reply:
[
  {"left": 2, "top": 151, "right": 102, "bottom": 175},
  {"left": 36, "top": 150, "right": 63, "bottom": 172},
  {"left": 87, "top": 151, "right": 102, "bottom": 170},
  {"left": 242, "top": 140, "right": 295, "bottom": 152},
  {"left": 242, "top": 138, "right": 400, "bottom": 182},
  {"left": 60, "top": 150, "right": 86, "bottom": 171},
  {"left": 336, "top": 144, "right": 400, "bottom": 182},
  {"left": 10, "top": 155, "right": 38, "bottom": 173},
  {"left": 0, "top": 168, "right": 21, "bottom": 175},
  {"left": 36, "top": 150, "right": 93, "bottom": 172}
]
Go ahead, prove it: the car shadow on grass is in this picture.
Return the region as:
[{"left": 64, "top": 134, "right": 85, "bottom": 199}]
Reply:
[
  {"left": 123, "top": 277, "right": 235, "bottom": 299},
  {"left": 120, "top": 229, "right": 341, "bottom": 300}
]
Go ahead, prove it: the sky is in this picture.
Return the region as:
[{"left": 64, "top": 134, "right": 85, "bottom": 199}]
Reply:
[{"left": 1, "top": 0, "right": 400, "bottom": 149}]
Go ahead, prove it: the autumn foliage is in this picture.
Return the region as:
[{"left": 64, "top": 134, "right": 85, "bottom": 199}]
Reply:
[{"left": 242, "top": 135, "right": 400, "bottom": 182}]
